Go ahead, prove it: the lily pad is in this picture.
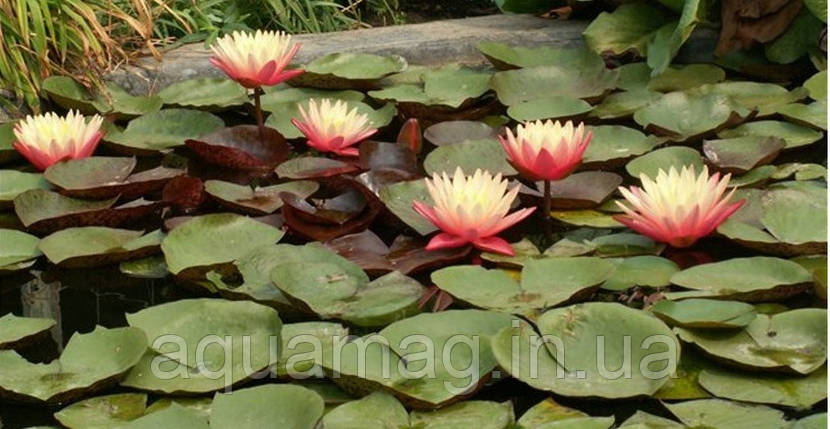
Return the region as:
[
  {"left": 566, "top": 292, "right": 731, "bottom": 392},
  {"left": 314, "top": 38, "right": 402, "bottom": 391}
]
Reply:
[
  {"left": 369, "top": 67, "right": 492, "bottom": 109},
  {"left": 294, "top": 52, "right": 407, "bottom": 89},
  {"left": 675, "top": 308, "right": 827, "bottom": 374},
  {"left": 105, "top": 109, "right": 224, "bottom": 154},
  {"left": 804, "top": 70, "right": 827, "bottom": 101},
  {"left": 261, "top": 86, "right": 365, "bottom": 106},
  {"left": 185, "top": 125, "right": 291, "bottom": 170},
  {"left": 664, "top": 399, "right": 788, "bottom": 429},
  {"left": 539, "top": 171, "right": 622, "bottom": 209},
  {"left": 122, "top": 403, "right": 208, "bottom": 429},
  {"left": 54, "top": 393, "right": 148, "bottom": 429},
  {"left": 0, "top": 313, "right": 55, "bottom": 350},
  {"left": 670, "top": 256, "right": 813, "bottom": 300},
  {"left": 634, "top": 92, "right": 752, "bottom": 141},
  {"left": 409, "top": 401, "right": 515, "bottom": 429},
  {"left": 717, "top": 120, "right": 823, "bottom": 149},
  {"left": 275, "top": 157, "right": 360, "bottom": 179},
  {"left": 0, "top": 326, "right": 147, "bottom": 403},
  {"left": 161, "top": 213, "right": 284, "bottom": 278},
  {"left": 491, "top": 65, "right": 618, "bottom": 105},
  {"left": 0, "top": 170, "right": 50, "bottom": 208},
  {"left": 210, "top": 384, "right": 324, "bottom": 429},
  {"left": 0, "top": 122, "right": 20, "bottom": 164},
  {"left": 320, "top": 391, "right": 408, "bottom": 429},
  {"left": 776, "top": 101, "right": 828, "bottom": 130},
  {"left": 792, "top": 254, "right": 827, "bottom": 300},
  {"left": 0, "top": 229, "right": 41, "bottom": 271},
  {"left": 423, "top": 138, "right": 516, "bottom": 176},
  {"left": 44, "top": 157, "right": 183, "bottom": 199},
  {"left": 582, "top": 126, "right": 657, "bottom": 167},
  {"left": 205, "top": 180, "right": 318, "bottom": 215},
  {"left": 507, "top": 97, "right": 593, "bottom": 122},
  {"left": 157, "top": 77, "right": 248, "bottom": 109},
  {"left": 42, "top": 77, "right": 162, "bottom": 117},
  {"left": 689, "top": 82, "right": 809, "bottom": 117},
  {"left": 651, "top": 299, "right": 756, "bottom": 328},
  {"left": 583, "top": 3, "right": 672, "bottom": 56},
  {"left": 478, "top": 43, "right": 606, "bottom": 71},
  {"left": 265, "top": 100, "right": 395, "bottom": 140},
  {"left": 432, "top": 257, "right": 616, "bottom": 316},
  {"left": 423, "top": 121, "right": 500, "bottom": 146},
  {"left": 647, "top": 64, "right": 726, "bottom": 92},
  {"left": 276, "top": 321, "right": 349, "bottom": 378},
  {"left": 589, "top": 90, "right": 662, "bottom": 120},
  {"left": 516, "top": 398, "right": 588, "bottom": 427},
  {"left": 271, "top": 263, "right": 423, "bottom": 327},
  {"left": 625, "top": 146, "right": 704, "bottom": 179},
  {"left": 702, "top": 136, "right": 785, "bottom": 173},
  {"left": 698, "top": 365, "right": 826, "bottom": 409},
  {"left": 378, "top": 178, "right": 438, "bottom": 235},
  {"left": 550, "top": 209, "right": 624, "bottom": 228},
  {"left": 601, "top": 256, "right": 680, "bottom": 291},
  {"left": 39, "top": 227, "right": 163, "bottom": 267},
  {"left": 761, "top": 183, "right": 828, "bottom": 246},
  {"left": 120, "top": 255, "right": 168, "bottom": 279}
]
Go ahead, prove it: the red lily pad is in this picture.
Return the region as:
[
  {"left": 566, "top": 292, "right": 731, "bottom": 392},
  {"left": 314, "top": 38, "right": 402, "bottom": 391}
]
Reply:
[
  {"left": 185, "top": 125, "right": 291, "bottom": 170},
  {"left": 359, "top": 141, "right": 419, "bottom": 175},
  {"left": 702, "top": 136, "right": 786, "bottom": 174},
  {"left": 281, "top": 178, "right": 381, "bottom": 241},
  {"left": 14, "top": 190, "right": 163, "bottom": 235},
  {"left": 397, "top": 118, "right": 423, "bottom": 154},
  {"left": 44, "top": 157, "right": 184, "bottom": 199},
  {"left": 533, "top": 171, "right": 623, "bottom": 209},
  {"left": 275, "top": 157, "right": 361, "bottom": 179},
  {"left": 325, "top": 230, "right": 470, "bottom": 276},
  {"left": 161, "top": 176, "right": 205, "bottom": 214},
  {"left": 423, "top": 120, "right": 501, "bottom": 146}
]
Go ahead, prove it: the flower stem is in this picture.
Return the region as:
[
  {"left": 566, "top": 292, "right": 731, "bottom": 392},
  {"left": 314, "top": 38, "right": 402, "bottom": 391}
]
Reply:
[
  {"left": 543, "top": 179, "right": 552, "bottom": 244},
  {"left": 253, "top": 87, "right": 265, "bottom": 142}
]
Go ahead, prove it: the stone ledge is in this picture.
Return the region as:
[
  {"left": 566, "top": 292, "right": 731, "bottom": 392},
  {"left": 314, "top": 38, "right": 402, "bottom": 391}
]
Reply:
[{"left": 108, "top": 14, "right": 588, "bottom": 95}]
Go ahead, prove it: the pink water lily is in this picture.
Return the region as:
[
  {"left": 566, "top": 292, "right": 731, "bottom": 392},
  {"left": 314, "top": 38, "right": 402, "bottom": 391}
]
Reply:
[
  {"left": 210, "top": 30, "right": 303, "bottom": 88},
  {"left": 13, "top": 111, "right": 103, "bottom": 171},
  {"left": 413, "top": 168, "right": 535, "bottom": 256},
  {"left": 615, "top": 165, "right": 745, "bottom": 248},
  {"left": 291, "top": 99, "right": 377, "bottom": 156},
  {"left": 499, "top": 120, "right": 591, "bottom": 182}
]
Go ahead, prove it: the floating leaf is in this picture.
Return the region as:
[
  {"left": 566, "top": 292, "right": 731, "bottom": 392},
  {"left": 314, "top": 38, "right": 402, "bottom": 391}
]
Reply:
[
  {"left": 516, "top": 398, "right": 588, "bottom": 427},
  {"left": 804, "top": 70, "right": 827, "bottom": 101},
  {"left": 378, "top": 179, "right": 438, "bottom": 235},
  {"left": 122, "top": 403, "right": 208, "bottom": 429},
  {"left": 761, "top": 183, "right": 828, "bottom": 246},
  {"left": 670, "top": 256, "right": 813, "bottom": 300},
  {"left": 0, "top": 314, "right": 55, "bottom": 350},
  {"left": 718, "top": 120, "right": 823, "bottom": 149},
  {"left": 689, "top": 82, "right": 809, "bottom": 116},
  {"left": 478, "top": 43, "right": 606, "bottom": 71},
  {"left": 261, "top": 86, "right": 365, "bottom": 106},
  {"left": 702, "top": 136, "right": 784, "bottom": 173},
  {"left": 157, "top": 77, "right": 248, "bottom": 109},
  {"left": 583, "top": 125, "right": 657, "bottom": 166},
  {"left": 646, "top": 0, "right": 706, "bottom": 74},
  {"left": 0, "top": 170, "right": 49, "bottom": 208},
  {"left": 423, "top": 121, "right": 500, "bottom": 146},
  {"left": 551, "top": 209, "right": 624, "bottom": 228},
  {"left": 42, "top": 77, "right": 162, "bottom": 117},
  {"left": 625, "top": 146, "right": 704, "bottom": 179},
  {"left": 792, "top": 254, "right": 827, "bottom": 300},
  {"left": 647, "top": 64, "right": 726, "bottom": 92},
  {"left": 275, "top": 157, "right": 360, "bottom": 179},
  {"left": 276, "top": 321, "right": 349, "bottom": 378},
  {"left": 601, "top": 256, "right": 679, "bottom": 291},
  {"left": 320, "top": 391, "right": 408, "bottom": 429},
  {"left": 185, "top": 125, "right": 291, "bottom": 170},
  {"left": 205, "top": 180, "right": 318, "bottom": 215},
  {"left": 583, "top": 3, "right": 672, "bottom": 56},
  {"left": 490, "top": 65, "right": 618, "bottom": 106},
  {"left": 44, "top": 157, "right": 183, "bottom": 199},
  {"left": 0, "top": 326, "right": 146, "bottom": 403},
  {"left": 506, "top": 97, "right": 593, "bottom": 122},
  {"left": 120, "top": 255, "right": 168, "bottom": 279},
  {"left": 765, "top": 8, "right": 825, "bottom": 64},
  {"left": 161, "top": 213, "right": 284, "bottom": 277},
  {"left": 295, "top": 53, "right": 407, "bottom": 89},
  {"left": 633, "top": 92, "right": 752, "bottom": 141},
  {"left": 211, "top": 384, "right": 324, "bottom": 429},
  {"left": 409, "top": 401, "right": 515, "bottom": 429},
  {"left": 537, "top": 172, "right": 622, "bottom": 209},
  {"left": 423, "top": 138, "right": 516, "bottom": 176},
  {"left": 651, "top": 299, "right": 756, "bottom": 328},
  {"left": 664, "top": 399, "right": 787, "bottom": 429},
  {"left": 698, "top": 365, "right": 826, "bottom": 409},
  {"left": 54, "top": 393, "right": 148, "bottom": 429},
  {"left": 776, "top": 101, "right": 827, "bottom": 130},
  {"left": 369, "top": 67, "right": 492, "bottom": 109},
  {"left": 40, "top": 227, "right": 162, "bottom": 268},
  {"left": 589, "top": 90, "right": 662, "bottom": 120},
  {"left": 105, "top": 109, "right": 224, "bottom": 154},
  {"left": 0, "top": 229, "right": 41, "bottom": 271}
]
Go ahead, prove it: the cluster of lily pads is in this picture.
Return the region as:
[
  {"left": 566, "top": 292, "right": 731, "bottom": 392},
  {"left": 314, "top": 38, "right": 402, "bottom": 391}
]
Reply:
[{"left": 0, "top": 29, "right": 827, "bottom": 429}]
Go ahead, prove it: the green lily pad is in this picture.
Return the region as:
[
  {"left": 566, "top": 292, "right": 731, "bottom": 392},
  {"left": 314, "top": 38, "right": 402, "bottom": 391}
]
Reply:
[
  {"left": 773, "top": 163, "right": 827, "bottom": 181},
  {"left": 702, "top": 136, "right": 785, "bottom": 173},
  {"left": 804, "top": 70, "right": 827, "bottom": 101},
  {"left": 792, "top": 254, "right": 827, "bottom": 300},
  {"left": 793, "top": 413, "right": 828, "bottom": 429},
  {"left": 761, "top": 183, "right": 828, "bottom": 246},
  {"left": 675, "top": 308, "right": 827, "bottom": 374},
  {"left": 39, "top": 227, "right": 163, "bottom": 268},
  {"left": 539, "top": 171, "right": 622, "bottom": 209},
  {"left": 490, "top": 65, "right": 618, "bottom": 106},
  {"left": 728, "top": 165, "right": 777, "bottom": 187},
  {"left": 432, "top": 257, "right": 616, "bottom": 316},
  {"left": 583, "top": 3, "right": 672, "bottom": 56},
  {"left": 54, "top": 393, "right": 148, "bottom": 429},
  {"left": 275, "top": 157, "right": 358, "bottom": 179},
  {"left": 423, "top": 138, "right": 516, "bottom": 176},
  {"left": 0, "top": 229, "right": 41, "bottom": 271},
  {"left": 211, "top": 384, "right": 324, "bottom": 429},
  {"left": 583, "top": 125, "right": 657, "bottom": 166},
  {"left": 276, "top": 321, "right": 348, "bottom": 378},
  {"left": 295, "top": 52, "right": 407, "bottom": 89},
  {"left": 122, "top": 403, "right": 208, "bottom": 429},
  {"left": 161, "top": 213, "right": 284, "bottom": 278},
  {"left": 271, "top": 262, "right": 423, "bottom": 327},
  {"left": 717, "top": 120, "right": 823, "bottom": 149},
  {"left": 478, "top": 43, "right": 606, "bottom": 70},
  {"left": 409, "top": 401, "right": 515, "bottom": 429},
  {"left": 204, "top": 180, "right": 318, "bottom": 215},
  {"left": 516, "top": 398, "right": 588, "bottom": 427},
  {"left": 698, "top": 365, "right": 826, "bottom": 409},
  {"left": 0, "top": 122, "right": 20, "bottom": 164},
  {"left": 616, "top": 62, "right": 651, "bottom": 91},
  {"left": 0, "top": 170, "right": 50, "bottom": 208},
  {"left": 589, "top": 90, "right": 662, "bottom": 120},
  {"left": 369, "top": 66, "right": 492, "bottom": 109},
  {"left": 688, "top": 82, "right": 809, "bottom": 117},
  {"left": 423, "top": 120, "right": 499, "bottom": 146},
  {"left": 0, "top": 326, "right": 147, "bottom": 403},
  {"left": 157, "top": 78, "right": 248, "bottom": 109},
  {"left": 320, "top": 391, "right": 408, "bottom": 429},
  {"left": 765, "top": 8, "right": 825, "bottom": 64},
  {"left": 653, "top": 348, "right": 713, "bottom": 400},
  {"left": 651, "top": 299, "right": 756, "bottom": 328},
  {"left": 261, "top": 86, "right": 365, "bottom": 103},
  {"left": 492, "top": 304, "right": 679, "bottom": 399},
  {"left": 264, "top": 100, "right": 395, "bottom": 139},
  {"left": 43, "top": 157, "right": 183, "bottom": 199},
  {"left": 776, "top": 101, "right": 828, "bottom": 130},
  {"left": 633, "top": 92, "right": 752, "bottom": 141},
  {"left": 507, "top": 97, "right": 593, "bottom": 122},
  {"left": 0, "top": 313, "right": 55, "bottom": 350},
  {"left": 664, "top": 399, "right": 787, "bottom": 429},
  {"left": 14, "top": 189, "right": 117, "bottom": 229},
  {"left": 619, "top": 411, "right": 683, "bottom": 428},
  {"left": 625, "top": 146, "right": 704, "bottom": 179},
  {"left": 550, "top": 209, "right": 624, "bottom": 228},
  {"left": 42, "top": 77, "right": 162, "bottom": 117},
  {"left": 591, "top": 233, "right": 665, "bottom": 257},
  {"left": 105, "top": 109, "right": 224, "bottom": 154},
  {"left": 120, "top": 255, "right": 169, "bottom": 279},
  {"left": 670, "top": 256, "right": 813, "bottom": 300},
  {"left": 646, "top": 0, "right": 706, "bottom": 74},
  {"left": 378, "top": 178, "right": 438, "bottom": 235},
  {"left": 601, "top": 256, "right": 680, "bottom": 291},
  {"left": 647, "top": 64, "right": 726, "bottom": 92}
]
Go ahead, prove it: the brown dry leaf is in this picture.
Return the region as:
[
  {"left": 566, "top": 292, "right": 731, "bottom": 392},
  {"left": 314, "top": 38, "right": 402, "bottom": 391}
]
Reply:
[{"left": 717, "top": 0, "right": 803, "bottom": 55}]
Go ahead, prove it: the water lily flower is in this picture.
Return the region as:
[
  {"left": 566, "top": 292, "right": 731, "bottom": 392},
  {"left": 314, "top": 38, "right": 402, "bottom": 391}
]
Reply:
[
  {"left": 291, "top": 99, "right": 377, "bottom": 156},
  {"left": 615, "top": 165, "right": 745, "bottom": 248},
  {"left": 210, "top": 30, "right": 303, "bottom": 88},
  {"left": 413, "top": 168, "right": 535, "bottom": 256},
  {"left": 499, "top": 120, "right": 591, "bottom": 182},
  {"left": 13, "top": 111, "right": 103, "bottom": 171}
]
